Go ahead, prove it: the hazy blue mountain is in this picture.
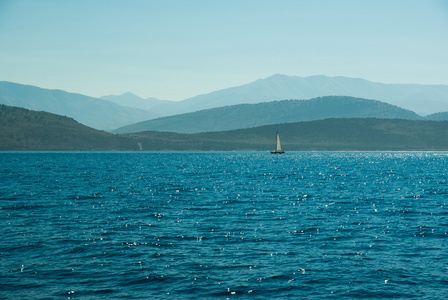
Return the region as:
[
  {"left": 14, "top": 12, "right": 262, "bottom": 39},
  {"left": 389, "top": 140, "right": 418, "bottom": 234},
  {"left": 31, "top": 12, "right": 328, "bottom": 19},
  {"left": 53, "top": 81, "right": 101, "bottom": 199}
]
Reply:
[
  {"left": 149, "top": 74, "right": 448, "bottom": 116},
  {"left": 101, "top": 92, "right": 175, "bottom": 111},
  {"left": 114, "top": 96, "right": 421, "bottom": 134},
  {"left": 0, "top": 81, "right": 161, "bottom": 131},
  {"left": 425, "top": 112, "right": 448, "bottom": 121}
]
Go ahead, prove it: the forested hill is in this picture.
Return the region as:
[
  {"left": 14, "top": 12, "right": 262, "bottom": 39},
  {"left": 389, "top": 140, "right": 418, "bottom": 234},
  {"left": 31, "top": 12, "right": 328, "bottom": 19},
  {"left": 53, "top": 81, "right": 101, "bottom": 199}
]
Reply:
[
  {"left": 0, "top": 105, "right": 140, "bottom": 150},
  {"left": 129, "top": 118, "right": 448, "bottom": 151},
  {"left": 2, "top": 104, "right": 448, "bottom": 151},
  {"left": 115, "top": 96, "right": 421, "bottom": 134}
]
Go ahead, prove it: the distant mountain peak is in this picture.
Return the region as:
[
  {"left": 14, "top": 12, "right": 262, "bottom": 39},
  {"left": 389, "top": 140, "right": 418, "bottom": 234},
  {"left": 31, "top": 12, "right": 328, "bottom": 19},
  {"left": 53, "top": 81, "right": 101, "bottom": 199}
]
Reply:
[
  {"left": 102, "top": 91, "right": 144, "bottom": 100},
  {"left": 267, "top": 73, "right": 290, "bottom": 78},
  {"left": 121, "top": 91, "right": 142, "bottom": 98},
  {"left": 265, "top": 74, "right": 328, "bottom": 80}
]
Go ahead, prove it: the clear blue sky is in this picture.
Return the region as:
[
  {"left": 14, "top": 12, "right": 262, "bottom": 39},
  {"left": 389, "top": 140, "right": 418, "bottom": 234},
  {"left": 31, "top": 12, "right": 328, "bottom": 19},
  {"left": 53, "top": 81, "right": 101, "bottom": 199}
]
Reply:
[{"left": 1, "top": 0, "right": 447, "bottom": 100}]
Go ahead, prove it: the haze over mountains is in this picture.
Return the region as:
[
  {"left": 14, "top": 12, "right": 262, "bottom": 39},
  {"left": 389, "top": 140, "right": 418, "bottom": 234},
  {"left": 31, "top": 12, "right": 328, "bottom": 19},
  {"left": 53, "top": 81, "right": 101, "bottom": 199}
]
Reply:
[
  {"left": 0, "top": 81, "right": 161, "bottom": 131},
  {"left": 2, "top": 72, "right": 448, "bottom": 150},
  {"left": 2, "top": 74, "right": 448, "bottom": 134},
  {"left": 105, "top": 74, "right": 448, "bottom": 116},
  {"left": 114, "top": 96, "right": 422, "bottom": 134},
  {"left": 101, "top": 92, "right": 175, "bottom": 111}
]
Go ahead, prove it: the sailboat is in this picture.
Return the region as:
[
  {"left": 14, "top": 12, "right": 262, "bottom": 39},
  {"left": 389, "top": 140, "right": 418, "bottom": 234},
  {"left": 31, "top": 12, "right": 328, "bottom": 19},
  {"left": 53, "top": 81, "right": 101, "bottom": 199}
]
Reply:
[{"left": 271, "top": 132, "right": 285, "bottom": 154}]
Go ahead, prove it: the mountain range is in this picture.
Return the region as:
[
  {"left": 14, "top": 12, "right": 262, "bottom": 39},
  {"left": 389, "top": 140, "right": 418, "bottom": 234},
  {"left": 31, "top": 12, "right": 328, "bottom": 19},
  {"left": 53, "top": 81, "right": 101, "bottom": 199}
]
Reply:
[
  {"left": 114, "top": 96, "right": 422, "bottom": 134},
  {"left": 101, "top": 92, "right": 175, "bottom": 111},
  {"left": 105, "top": 74, "right": 448, "bottom": 116},
  {"left": 3, "top": 104, "right": 448, "bottom": 151},
  {"left": 0, "top": 81, "right": 161, "bottom": 131},
  {"left": 2, "top": 74, "right": 448, "bottom": 134}
]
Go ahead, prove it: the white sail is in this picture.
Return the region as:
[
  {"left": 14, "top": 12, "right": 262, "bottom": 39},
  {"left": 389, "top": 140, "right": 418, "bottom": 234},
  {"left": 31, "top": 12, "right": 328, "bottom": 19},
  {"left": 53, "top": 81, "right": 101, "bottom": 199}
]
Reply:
[
  {"left": 271, "top": 131, "right": 285, "bottom": 154},
  {"left": 276, "top": 132, "right": 282, "bottom": 151}
]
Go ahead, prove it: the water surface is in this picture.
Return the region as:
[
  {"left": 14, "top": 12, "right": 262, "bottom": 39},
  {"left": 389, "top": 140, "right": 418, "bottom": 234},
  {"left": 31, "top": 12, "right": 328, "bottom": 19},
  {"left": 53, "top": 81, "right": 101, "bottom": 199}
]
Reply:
[{"left": 1, "top": 152, "right": 447, "bottom": 299}]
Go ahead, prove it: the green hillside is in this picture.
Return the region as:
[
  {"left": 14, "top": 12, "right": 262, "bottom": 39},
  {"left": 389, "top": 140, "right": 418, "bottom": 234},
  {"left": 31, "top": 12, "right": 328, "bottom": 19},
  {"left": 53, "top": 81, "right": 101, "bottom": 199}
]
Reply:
[
  {"left": 2, "top": 104, "right": 448, "bottom": 151},
  {"left": 114, "top": 96, "right": 421, "bottom": 134},
  {"left": 129, "top": 118, "right": 448, "bottom": 151},
  {"left": 0, "top": 105, "right": 140, "bottom": 150}
]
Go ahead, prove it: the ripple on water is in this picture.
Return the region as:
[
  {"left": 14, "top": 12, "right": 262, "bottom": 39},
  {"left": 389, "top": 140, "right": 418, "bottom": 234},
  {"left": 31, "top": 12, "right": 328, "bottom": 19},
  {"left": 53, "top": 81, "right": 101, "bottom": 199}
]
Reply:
[{"left": 1, "top": 152, "right": 448, "bottom": 299}]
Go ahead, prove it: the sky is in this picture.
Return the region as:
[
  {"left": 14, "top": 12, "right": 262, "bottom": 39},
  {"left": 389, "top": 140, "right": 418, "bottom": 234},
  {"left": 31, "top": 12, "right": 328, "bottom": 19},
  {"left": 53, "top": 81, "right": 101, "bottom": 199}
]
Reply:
[{"left": 1, "top": 0, "right": 448, "bottom": 100}]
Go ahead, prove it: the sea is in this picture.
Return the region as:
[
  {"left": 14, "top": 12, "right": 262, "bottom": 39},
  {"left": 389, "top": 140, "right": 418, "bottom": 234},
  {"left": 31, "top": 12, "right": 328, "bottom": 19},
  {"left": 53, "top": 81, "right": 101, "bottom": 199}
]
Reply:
[{"left": 0, "top": 151, "right": 447, "bottom": 299}]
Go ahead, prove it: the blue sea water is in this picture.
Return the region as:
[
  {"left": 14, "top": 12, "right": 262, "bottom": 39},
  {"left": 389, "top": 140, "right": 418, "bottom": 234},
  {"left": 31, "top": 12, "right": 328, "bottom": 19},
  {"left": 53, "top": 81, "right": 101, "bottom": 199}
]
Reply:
[{"left": 0, "top": 151, "right": 447, "bottom": 299}]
